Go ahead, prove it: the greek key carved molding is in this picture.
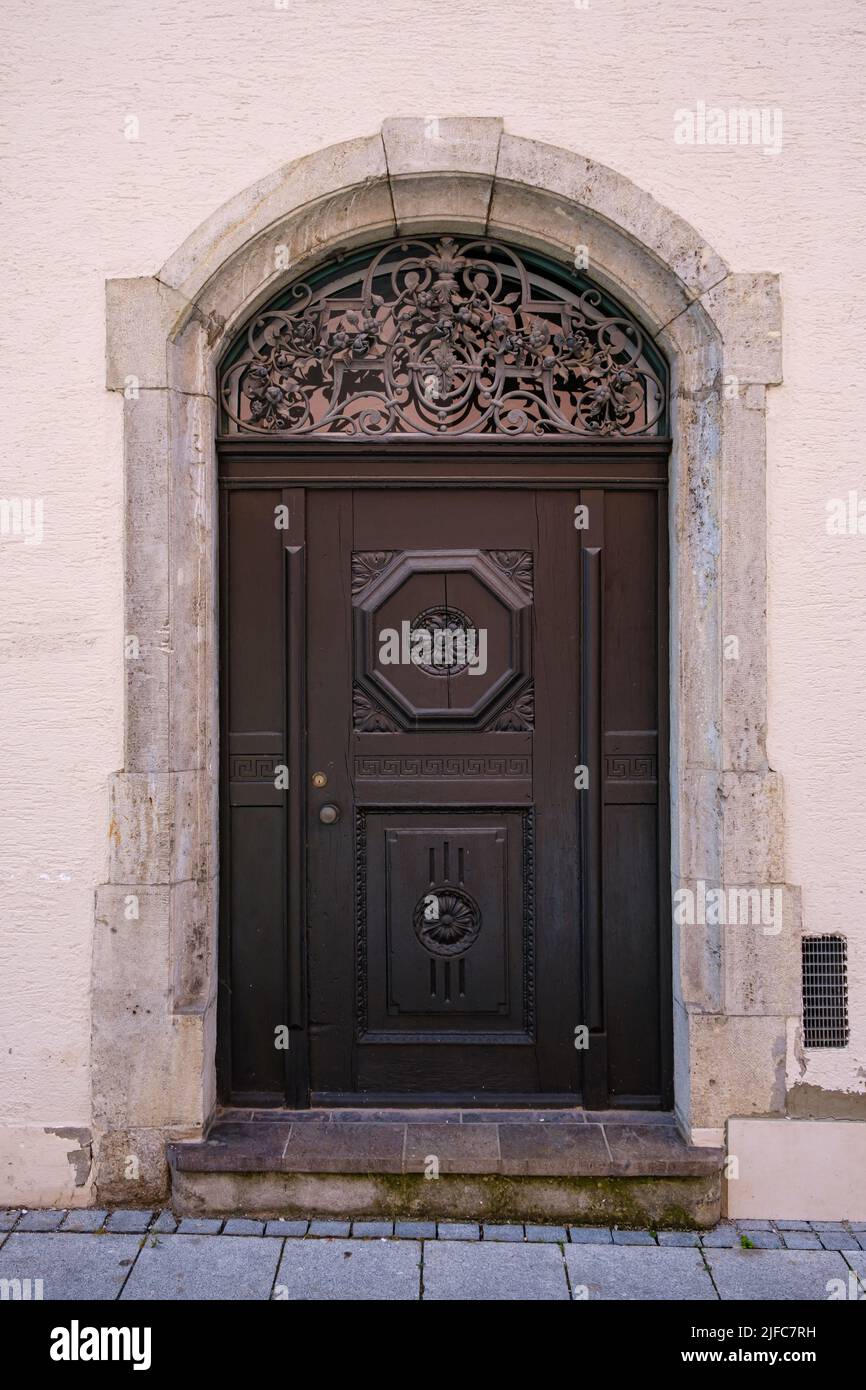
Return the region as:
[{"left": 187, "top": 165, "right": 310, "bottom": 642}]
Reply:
[
  {"left": 229, "top": 755, "right": 283, "bottom": 780},
  {"left": 604, "top": 755, "right": 657, "bottom": 780},
  {"left": 354, "top": 755, "right": 531, "bottom": 778}
]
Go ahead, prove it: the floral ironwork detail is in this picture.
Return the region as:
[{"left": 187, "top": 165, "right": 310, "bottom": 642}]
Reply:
[
  {"left": 221, "top": 237, "right": 666, "bottom": 438},
  {"left": 413, "top": 886, "right": 482, "bottom": 957}
]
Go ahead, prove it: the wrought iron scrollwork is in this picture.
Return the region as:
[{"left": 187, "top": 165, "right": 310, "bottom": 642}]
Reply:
[{"left": 220, "top": 236, "right": 666, "bottom": 438}]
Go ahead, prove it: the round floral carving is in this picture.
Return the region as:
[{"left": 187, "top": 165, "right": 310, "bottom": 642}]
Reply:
[
  {"left": 413, "top": 886, "right": 482, "bottom": 957},
  {"left": 410, "top": 605, "right": 475, "bottom": 677}
]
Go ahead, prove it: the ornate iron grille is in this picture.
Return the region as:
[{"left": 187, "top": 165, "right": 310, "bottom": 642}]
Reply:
[{"left": 220, "top": 237, "right": 667, "bottom": 438}]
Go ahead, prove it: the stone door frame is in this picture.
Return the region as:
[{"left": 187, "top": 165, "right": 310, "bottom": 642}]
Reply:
[{"left": 97, "top": 118, "right": 793, "bottom": 1201}]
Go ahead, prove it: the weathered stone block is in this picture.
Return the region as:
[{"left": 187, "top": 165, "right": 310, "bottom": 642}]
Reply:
[
  {"left": 382, "top": 116, "right": 502, "bottom": 176},
  {"left": 106, "top": 277, "right": 190, "bottom": 391},
  {"left": 723, "top": 885, "right": 801, "bottom": 1015},
  {"left": 698, "top": 273, "right": 782, "bottom": 385},
  {"left": 689, "top": 1014, "right": 787, "bottom": 1129},
  {"left": 720, "top": 770, "right": 785, "bottom": 882},
  {"left": 161, "top": 134, "right": 390, "bottom": 302},
  {"left": 496, "top": 133, "right": 729, "bottom": 299}
]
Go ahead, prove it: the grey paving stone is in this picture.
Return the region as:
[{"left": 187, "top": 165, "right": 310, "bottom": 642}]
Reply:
[
  {"left": 704, "top": 1248, "right": 850, "bottom": 1300},
  {"left": 308, "top": 1220, "right": 350, "bottom": 1238},
  {"left": 565, "top": 1245, "right": 717, "bottom": 1301},
  {"left": 0, "top": 1232, "right": 141, "bottom": 1300},
  {"left": 482, "top": 1224, "right": 524, "bottom": 1241},
  {"left": 658, "top": 1231, "right": 700, "bottom": 1247},
  {"left": 849, "top": 1223, "right": 866, "bottom": 1232},
  {"left": 701, "top": 1224, "right": 738, "bottom": 1248},
  {"left": 16, "top": 1210, "right": 66, "bottom": 1232},
  {"left": 223, "top": 1219, "right": 265, "bottom": 1236},
  {"left": 811, "top": 1221, "right": 846, "bottom": 1231},
  {"left": 612, "top": 1229, "right": 656, "bottom": 1245},
  {"left": 265, "top": 1220, "right": 308, "bottom": 1238},
  {"left": 351, "top": 1221, "right": 394, "bottom": 1238},
  {"left": 438, "top": 1223, "right": 480, "bottom": 1241},
  {"left": 781, "top": 1232, "right": 822, "bottom": 1250},
  {"left": 177, "top": 1217, "right": 223, "bottom": 1235},
  {"left": 775, "top": 1220, "right": 812, "bottom": 1231},
  {"left": 843, "top": 1252, "right": 866, "bottom": 1295},
  {"left": 818, "top": 1231, "right": 861, "bottom": 1251},
  {"left": 151, "top": 1211, "right": 178, "bottom": 1234},
  {"left": 0, "top": 1211, "right": 21, "bottom": 1231},
  {"left": 104, "top": 1209, "right": 154, "bottom": 1234},
  {"left": 424, "top": 1239, "right": 569, "bottom": 1300},
  {"left": 742, "top": 1231, "right": 783, "bottom": 1249},
  {"left": 121, "top": 1235, "right": 281, "bottom": 1300},
  {"left": 735, "top": 1219, "right": 774, "bottom": 1231},
  {"left": 59, "top": 1210, "right": 108, "bottom": 1233},
  {"left": 394, "top": 1220, "right": 436, "bottom": 1240},
  {"left": 526, "top": 1225, "right": 567, "bottom": 1243},
  {"left": 274, "top": 1237, "right": 420, "bottom": 1300},
  {"left": 568, "top": 1226, "right": 612, "bottom": 1243}
]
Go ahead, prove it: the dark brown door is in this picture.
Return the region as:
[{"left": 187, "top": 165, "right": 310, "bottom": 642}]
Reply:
[
  {"left": 219, "top": 467, "right": 670, "bottom": 1109},
  {"left": 306, "top": 489, "right": 577, "bottom": 1101}
]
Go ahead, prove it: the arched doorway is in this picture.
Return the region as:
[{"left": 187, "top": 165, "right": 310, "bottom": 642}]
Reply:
[
  {"left": 97, "top": 120, "right": 784, "bottom": 1203},
  {"left": 216, "top": 234, "right": 672, "bottom": 1110}
]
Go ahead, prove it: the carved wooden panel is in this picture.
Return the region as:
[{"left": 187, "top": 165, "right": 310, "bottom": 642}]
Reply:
[
  {"left": 352, "top": 548, "right": 533, "bottom": 731},
  {"left": 357, "top": 808, "right": 534, "bottom": 1042}
]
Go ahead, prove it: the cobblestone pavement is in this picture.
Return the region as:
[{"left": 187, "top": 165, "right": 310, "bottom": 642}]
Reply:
[{"left": 1, "top": 1210, "right": 864, "bottom": 1300}]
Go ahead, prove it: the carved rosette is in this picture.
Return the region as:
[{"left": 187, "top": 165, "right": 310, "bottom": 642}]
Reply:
[
  {"left": 413, "top": 887, "right": 482, "bottom": 957},
  {"left": 351, "top": 552, "right": 395, "bottom": 597},
  {"left": 488, "top": 550, "right": 533, "bottom": 598},
  {"left": 484, "top": 682, "right": 534, "bottom": 731},
  {"left": 352, "top": 684, "right": 399, "bottom": 732},
  {"left": 409, "top": 604, "right": 476, "bottom": 677},
  {"left": 220, "top": 236, "right": 666, "bottom": 438}
]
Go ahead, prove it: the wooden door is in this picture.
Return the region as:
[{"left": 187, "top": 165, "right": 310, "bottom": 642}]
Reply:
[
  {"left": 306, "top": 489, "right": 577, "bottom": 1101},
  {"left": 219, "top": 469, "right": 670, "bottom": 1109}
]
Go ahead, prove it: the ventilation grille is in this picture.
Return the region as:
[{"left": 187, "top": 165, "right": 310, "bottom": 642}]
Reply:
[{"left": 802, "top": 936, "right": 849, "bottom": 1048}]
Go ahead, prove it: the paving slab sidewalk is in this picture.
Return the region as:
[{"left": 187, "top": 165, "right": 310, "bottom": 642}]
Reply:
[{"left": 1, "top": 1213, "right": 863, "bottom": 1300}]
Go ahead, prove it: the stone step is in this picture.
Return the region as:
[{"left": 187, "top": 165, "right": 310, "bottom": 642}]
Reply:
[{"left": 169, "top": 1111, "right": 724, "bottom": 1228}]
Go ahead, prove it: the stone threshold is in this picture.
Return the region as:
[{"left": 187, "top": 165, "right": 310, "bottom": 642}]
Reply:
[
  {"left": 170, "top": 1108, "right": 720, "bottom": 1180},
  {"left": 167, "top": 1109, "right": 724, "bottom": 1227}
]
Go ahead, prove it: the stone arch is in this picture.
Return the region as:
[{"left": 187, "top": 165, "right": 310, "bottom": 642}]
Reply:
[{"left": 98, "top": 118, "right": 789, "bottom": 1201}]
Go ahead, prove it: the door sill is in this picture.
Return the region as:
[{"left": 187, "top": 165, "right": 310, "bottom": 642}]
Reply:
[{"left": 169, "top": 1107, "right": 721, "bottom": 1226}]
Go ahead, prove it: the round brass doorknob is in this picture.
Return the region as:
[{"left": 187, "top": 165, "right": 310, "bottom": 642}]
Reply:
[{"left": 318, "top": 803, "right": 340, "bottom": 824}]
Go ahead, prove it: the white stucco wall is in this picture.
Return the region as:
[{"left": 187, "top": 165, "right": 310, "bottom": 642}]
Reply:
[{"left": 2, "top": 0, "right": 864, "bottom": 1203}]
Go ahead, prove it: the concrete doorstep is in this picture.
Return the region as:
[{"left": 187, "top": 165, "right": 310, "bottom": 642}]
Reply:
[{"left": 0, "top": 1211, "right": 864, "bottom": 1300}]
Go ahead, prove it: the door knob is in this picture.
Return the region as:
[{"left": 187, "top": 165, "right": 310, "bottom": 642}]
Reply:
[{"left": 318, "top": 803, "right": 340, "bottom": 824}]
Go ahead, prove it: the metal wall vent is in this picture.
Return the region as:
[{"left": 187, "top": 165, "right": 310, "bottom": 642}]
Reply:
[{"left": 801, "top": 935, "right": 849, "bottom": 1048}]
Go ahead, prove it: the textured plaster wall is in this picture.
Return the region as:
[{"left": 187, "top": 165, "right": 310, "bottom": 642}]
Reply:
[{"left": 2, "top": 0, "right": 865, "bottom": 1199}]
